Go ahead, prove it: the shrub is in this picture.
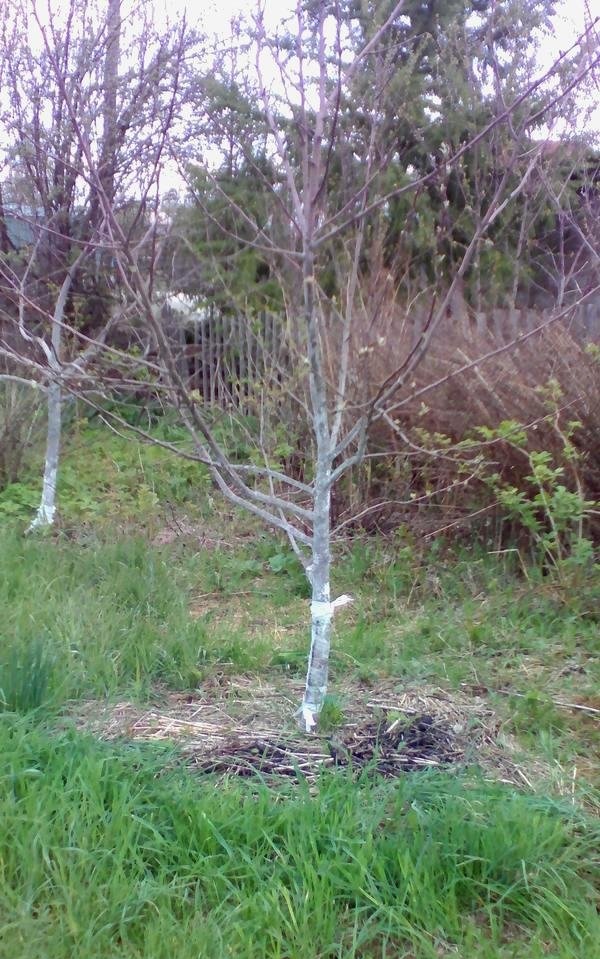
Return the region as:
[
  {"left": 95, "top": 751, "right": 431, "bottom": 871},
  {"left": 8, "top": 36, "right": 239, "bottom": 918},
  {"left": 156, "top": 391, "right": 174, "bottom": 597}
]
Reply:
[{"left": 337, "top": 308, "right": 600, "bottom": 549}]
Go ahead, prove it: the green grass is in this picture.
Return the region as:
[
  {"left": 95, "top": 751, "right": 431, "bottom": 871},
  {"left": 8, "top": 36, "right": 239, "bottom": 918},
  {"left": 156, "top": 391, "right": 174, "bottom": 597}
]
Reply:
[
  {"left": 0, "top": 524, "right": 598, "bottom": 768},
  {"left": 0, "top": 528, "right": 280, "bottom": 703},
  {"left": 0, "top": 637, "right": 54, "bottom": 714},
  {"left": 0, "top": 418, "right": 599, "bottom": 955},
  {"left": 0, "top": 717, "right": 598, "bottom": 959},
  {"left": 0, "top": 415, "right": 211, "bottom": 526}
]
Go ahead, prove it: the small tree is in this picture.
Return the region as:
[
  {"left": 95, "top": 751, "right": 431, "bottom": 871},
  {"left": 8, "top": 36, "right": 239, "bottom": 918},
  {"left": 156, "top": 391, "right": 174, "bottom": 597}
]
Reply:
[
  {"left": 12, "top": 0, "right": 600, "bottom": 728},
  {"left": 0, "top": 0, "right": 194, "bottom": 526}
]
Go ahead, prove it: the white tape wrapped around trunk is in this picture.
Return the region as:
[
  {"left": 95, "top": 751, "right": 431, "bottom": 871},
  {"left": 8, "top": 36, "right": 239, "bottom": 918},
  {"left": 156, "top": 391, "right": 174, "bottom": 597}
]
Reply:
[
  {"left": 310, "top": 594, "right": 354, "bottom": 618},
  {"left": 301, "top": 704, "right": 318, "bottom": 731},
  {"left": 300, "top": 594, "right": 355, "bottom": 732}
]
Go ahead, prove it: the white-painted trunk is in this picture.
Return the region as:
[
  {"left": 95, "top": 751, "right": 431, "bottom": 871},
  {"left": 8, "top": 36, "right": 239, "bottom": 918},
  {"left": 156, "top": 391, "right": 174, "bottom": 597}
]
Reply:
[
  {"left": 301, "top": 580, "right": 333, "bottom": 731},
  {"left": 28, "top": 381, "right": 62, "bottom": 530},
  {"left": 300, "top": 468, "right": 332, "bottom": 731},
  {"left": 26, "top": 251, "right": 81, "bottom": 533}
]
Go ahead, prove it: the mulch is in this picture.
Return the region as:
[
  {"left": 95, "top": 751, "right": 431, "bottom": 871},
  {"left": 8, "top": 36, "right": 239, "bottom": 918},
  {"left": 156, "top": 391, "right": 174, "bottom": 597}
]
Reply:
[
  {"left": 191, "top": 713, "right": 461, "bottom": 779},
  {"left": 71, "top": 678, "right": 545, "bottom": 787}
]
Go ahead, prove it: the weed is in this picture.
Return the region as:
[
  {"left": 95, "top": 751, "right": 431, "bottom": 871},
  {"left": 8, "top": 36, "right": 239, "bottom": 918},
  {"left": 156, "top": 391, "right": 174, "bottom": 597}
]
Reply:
[
  {"left": 507, "top": 689, "right": 566, "bottom": 738},
  {"left": 267, "top": 549, "right": 311, "bottom": 598},
  {"left": 270, "top": 647, "right": 307, "bottom": 675},
  {"left": 318, "top": 694, "right": 346, "bottom": 731},
  {"left": 479, "top": 414, "right": 598, "bottom": 585},
  {"left": 0, "top": 639, "right": 54, "bottom": 714}
]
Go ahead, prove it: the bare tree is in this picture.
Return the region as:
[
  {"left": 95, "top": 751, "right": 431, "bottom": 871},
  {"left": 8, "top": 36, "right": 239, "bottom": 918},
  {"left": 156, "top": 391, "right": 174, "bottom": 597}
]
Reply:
[
  {"left": 7, "top": 0, "right": 600, "bottom": 728},
  {"left": 0, "top": 0, "right": 194, "bottom": 526}
]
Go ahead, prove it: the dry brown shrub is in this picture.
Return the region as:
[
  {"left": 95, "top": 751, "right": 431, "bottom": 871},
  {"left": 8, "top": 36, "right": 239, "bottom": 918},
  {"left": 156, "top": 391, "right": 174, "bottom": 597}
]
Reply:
[
  {"left": 0, "top": 374, "right": 46, "bottom": 490},
  {"left": 332, "top": 296, "right": 600, "bottom": 544}
]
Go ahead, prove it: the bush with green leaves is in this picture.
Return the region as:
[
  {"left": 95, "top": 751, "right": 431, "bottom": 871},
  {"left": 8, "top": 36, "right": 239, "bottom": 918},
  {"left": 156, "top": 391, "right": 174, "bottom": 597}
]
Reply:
[{"left": 478, "top": 415, "right": 597, "bottom": 582}]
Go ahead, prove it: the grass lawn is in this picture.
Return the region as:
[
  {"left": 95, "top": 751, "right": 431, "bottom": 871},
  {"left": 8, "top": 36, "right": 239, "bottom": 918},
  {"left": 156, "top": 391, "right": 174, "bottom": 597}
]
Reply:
[
  {"left": 0, "top": 426, "right": 598, "bottom": 957},
  {"left": 0, "top": 522, "right": 598, "bottom": 958},
  {"left": 1, "top": 716, "right": 598, "bottom": 959}
]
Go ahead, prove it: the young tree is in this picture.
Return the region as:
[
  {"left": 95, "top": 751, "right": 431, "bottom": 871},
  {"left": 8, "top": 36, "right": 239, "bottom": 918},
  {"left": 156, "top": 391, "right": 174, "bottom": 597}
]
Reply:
[
  {"left": 12, "top": 0, "right": 600, "bottom": 728},
  {"left": 0, "top": 0, "right": 194, "bottom": 526}
]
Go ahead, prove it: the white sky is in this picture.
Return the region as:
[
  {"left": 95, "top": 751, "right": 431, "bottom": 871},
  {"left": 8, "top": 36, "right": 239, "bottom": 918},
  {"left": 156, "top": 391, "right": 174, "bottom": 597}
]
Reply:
[
  {"left": 191, "top": 0, "right": 600, "bottom": 135},
  {"left": 14, "top": 0, "right": 598, "bottom": 195},
  {"left": 195, "top": 0, "right": 599, "bottom": 47},
  {"left": 31, "top": 0, "right": 600, "bottom": 135}
]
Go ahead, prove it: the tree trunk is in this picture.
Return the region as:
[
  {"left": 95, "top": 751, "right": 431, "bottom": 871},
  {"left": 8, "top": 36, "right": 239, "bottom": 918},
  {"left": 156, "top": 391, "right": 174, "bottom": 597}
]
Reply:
[
  {"left": 27, "top": 256, "right": 82, "bottom": 531},
  {"left": 28, "top": 381, "right": 61, "bottom": 530},
  {"left": 100, "top": 0, "right": 121, "bottom": 209},
  {"left": 300, "top": 451, "right": 333, "bottom": 730}
]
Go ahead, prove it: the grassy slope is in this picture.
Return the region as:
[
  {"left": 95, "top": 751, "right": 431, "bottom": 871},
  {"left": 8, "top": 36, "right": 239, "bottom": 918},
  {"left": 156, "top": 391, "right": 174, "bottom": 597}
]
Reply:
[{"left": 0, "top": 423, "right": 598, "bottom": 957}]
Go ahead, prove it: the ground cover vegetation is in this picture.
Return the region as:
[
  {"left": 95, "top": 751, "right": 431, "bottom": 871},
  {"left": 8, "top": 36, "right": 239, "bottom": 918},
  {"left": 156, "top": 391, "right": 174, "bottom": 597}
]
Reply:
[
  {"left": 0, "top": 423, "right": 598, "bottom": 957},
  {"left": 1, "top": 0, "right": 599, "bottom": 955}
]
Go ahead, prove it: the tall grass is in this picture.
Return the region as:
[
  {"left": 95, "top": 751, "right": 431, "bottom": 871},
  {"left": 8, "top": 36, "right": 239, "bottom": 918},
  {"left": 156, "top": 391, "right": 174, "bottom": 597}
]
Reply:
[
  {"left": 0, "top": 528, "right": 597, "bottom": 735},
  {"left": 0, "top": 528, "right": 258, "bottom": 705},
  {"left": 0, "top": 718, "right": 598, "bottom": 959},
  {"left": 0, "top": 637, "right": 54, "bottom": 714}
]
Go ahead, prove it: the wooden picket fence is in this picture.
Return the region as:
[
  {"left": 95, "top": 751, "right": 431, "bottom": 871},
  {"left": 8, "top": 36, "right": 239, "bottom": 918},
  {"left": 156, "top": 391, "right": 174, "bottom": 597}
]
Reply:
[
  {"left": 164, "top": 306, "right": 289, "bottom": 412},
  {"left": 164, "top": 297, "right": 600, "bottom": 413}
]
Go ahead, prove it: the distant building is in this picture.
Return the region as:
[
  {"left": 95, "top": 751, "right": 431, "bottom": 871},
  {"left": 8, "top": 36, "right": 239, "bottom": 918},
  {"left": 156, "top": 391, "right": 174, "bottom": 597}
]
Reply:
[{"left": 0, "top": 205, "right": 41, "bottom": 252}]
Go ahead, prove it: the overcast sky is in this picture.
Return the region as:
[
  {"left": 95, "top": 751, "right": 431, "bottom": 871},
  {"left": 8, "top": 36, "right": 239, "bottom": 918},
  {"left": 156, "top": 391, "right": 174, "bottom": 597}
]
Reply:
[
  {"left": 195, "top": 0, "right": 599, "bottom": 56},
  {"left": 188, "top": 0, "right": 600, "bottom": 138}
]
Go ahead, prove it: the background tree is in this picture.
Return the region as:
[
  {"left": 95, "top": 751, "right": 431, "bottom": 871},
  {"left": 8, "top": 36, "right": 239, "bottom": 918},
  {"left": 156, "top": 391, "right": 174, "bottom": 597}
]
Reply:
[{"left": 0, "top": 0, "right": 195, "bottom": 526}]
